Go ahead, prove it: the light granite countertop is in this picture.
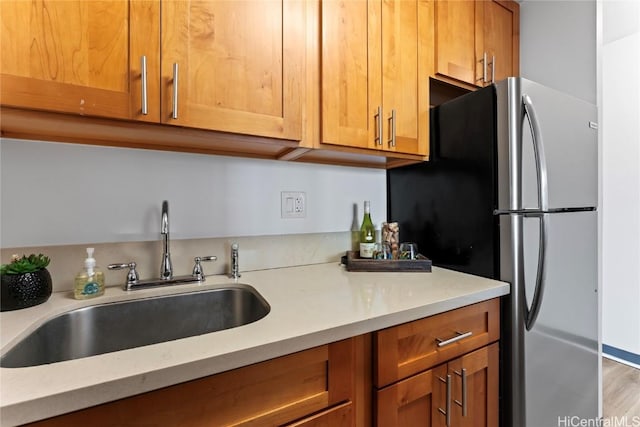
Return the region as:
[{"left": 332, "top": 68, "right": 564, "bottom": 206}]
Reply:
[{"left": 0, "top": 262, "right": 509, "bottom": 426}]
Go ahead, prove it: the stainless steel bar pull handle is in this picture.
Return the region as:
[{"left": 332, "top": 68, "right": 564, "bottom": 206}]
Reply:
[
  {"left": 522, "top": 93, "right": 550, "bottom": 331},
  {"left": 482, "top": 52, "right": 488, "bottom": 83},
  {"left": 454, "top": 368, "right": 468, "bottom": 416},
  {"left": 436, "top": 331, "right": 473, "bottom": 347},
  {"left": 172, "top": 63, "right": 179, "bottom": 119},
  {"left": 374, "top": 106, "right": 382, "bottom": 146},
  {"left": 141, "top": 56, "right": 148, "bottom": 115},
  {"left": 387, "top": 109, "right": 396, "bottom": 147},
  {"left": 524, "top": 212, "right": 549, "bottom": 331},
  {"left": 477, "top": 52, "right": 488, "bottom": 84},
  {"left": 491, "top": 55, "right": 496, "bottom": 83},
  {"left": 437, "top": 374, "right": 452, "bottom": 427}
]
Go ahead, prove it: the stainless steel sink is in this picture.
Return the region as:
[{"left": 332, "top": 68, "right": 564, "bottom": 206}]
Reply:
[{"left": 1, "top": 284, "right": 270, "bottom": 368}]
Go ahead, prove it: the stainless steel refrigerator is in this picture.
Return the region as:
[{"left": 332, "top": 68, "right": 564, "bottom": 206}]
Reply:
[{"left": 387, "top": 77, "right": 599, "bottom": 427}]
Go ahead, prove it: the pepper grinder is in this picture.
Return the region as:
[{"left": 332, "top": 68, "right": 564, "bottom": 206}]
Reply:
[{"left": 229, "top": 243, "right": 241, "bottom": 279}]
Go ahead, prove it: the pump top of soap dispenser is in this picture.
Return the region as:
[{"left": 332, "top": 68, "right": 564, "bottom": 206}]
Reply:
[{"left": 84, "top": 247, "right": 96, "bottom": 275}]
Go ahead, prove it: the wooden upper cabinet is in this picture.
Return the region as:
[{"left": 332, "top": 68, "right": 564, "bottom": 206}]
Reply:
[
  {"left": 381, "top": 0, "right": 431, "bottom": 156},
  {"left": 161, "top": 0, "right": 304, "bottom": 141},
  {"left": 480, "top": 0, "right": 519, "bottom": 83},
  {"left": 321, "top": 0, "right": 432, "bottom": 157},
  {"left": 434, "top": 0, "right": 477, "bottom": 86},
  {"left": 0, "top": 0, "right": 160, "bottom": 122},
  {"left": 435, "top": 0, "right": 519, "bottom": 88},
  {"left": 321, "top": 0, "right": 381, "bottom": 150}
]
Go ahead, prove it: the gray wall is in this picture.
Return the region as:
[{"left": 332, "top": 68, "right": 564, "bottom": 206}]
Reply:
[
  {"left": 0, "top": 139, "right": 386, "bottom": 248},
  {"left": 520, "top": 0, "right": 597, "bottom": 104}
]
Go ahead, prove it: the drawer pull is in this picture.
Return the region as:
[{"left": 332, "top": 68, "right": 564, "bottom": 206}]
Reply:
[
  {"left": 454, "top": 368, "right": 468, "bottom": 416},
  {"left": 374, "top": 106, "right": 382, "bottom": 146},
  {"left": 437, "top": 374, "right": 452, "bottom": 426},
  {"left": 436, "top": 331, "right": 473, "bottom": 347},
  {"left": 141, "top": 56, "right": 148, "bottom": 115},
  {"left": 172, "top": 63, "right": 179, "bottom": 119}
]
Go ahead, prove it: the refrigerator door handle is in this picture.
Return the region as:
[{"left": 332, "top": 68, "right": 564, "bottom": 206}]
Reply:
[
  {"left": 524, "top": 212, "right": 549, "bottom": 331},
  {"left": 522, "top": 94, "right": 549, "bottom": 211}
]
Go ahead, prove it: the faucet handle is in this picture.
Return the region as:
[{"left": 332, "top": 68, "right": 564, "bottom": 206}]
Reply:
[
  {"left": 192, "top": 256, "right": 217, "bottom": 281},
  {"left": 108, "top": 262, "right": 140, "bottom": 289}
]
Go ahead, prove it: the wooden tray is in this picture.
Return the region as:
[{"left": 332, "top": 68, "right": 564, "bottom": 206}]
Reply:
[{"left": 343, "top": 251, "right": 432, "bottom": 272}]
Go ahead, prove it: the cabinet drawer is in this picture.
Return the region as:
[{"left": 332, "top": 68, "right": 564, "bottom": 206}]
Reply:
[
  {"left": 374, "top": 298, "right": 500, "bottom": 388},
  {"left": 284, "top": 401, "right": 353, "bottom": 427},
  {"left": 28, "top": 339, "right": 356, "bottom": 427}
]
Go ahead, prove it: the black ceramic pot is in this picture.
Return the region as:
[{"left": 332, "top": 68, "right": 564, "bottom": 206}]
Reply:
[{"left": 1, "top": 269, "right": 53, "bottom": 312}]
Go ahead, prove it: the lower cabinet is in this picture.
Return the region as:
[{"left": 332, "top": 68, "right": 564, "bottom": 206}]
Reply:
[
  {"left": 26, "top": 299, "right": 500, "bottom": 427},
  {"left": 374, "top": 299, "right": 500, "bottom": 427},
  {"left": 27, "top": 338, "right": 361, "bottom": 427},
  {"left": 377, "top": 343, "right": 498, "bottom": 427}
]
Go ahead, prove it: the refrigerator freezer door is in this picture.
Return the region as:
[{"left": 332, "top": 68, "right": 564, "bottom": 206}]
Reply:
[
  {"left": 519, "top": 79, "right": 598, "bottom": 210},
  {"left": 522, "top": 210, "right": 599, "bottom": 426}
]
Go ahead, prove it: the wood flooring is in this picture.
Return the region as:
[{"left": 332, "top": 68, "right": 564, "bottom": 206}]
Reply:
[{"left": 603, "top": 357, "right": 640, "bottom": 419}]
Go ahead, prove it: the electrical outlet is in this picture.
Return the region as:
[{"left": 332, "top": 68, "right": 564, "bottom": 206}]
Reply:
[{"left": 281, "top": 191, "right": 306, "bottom": 218}]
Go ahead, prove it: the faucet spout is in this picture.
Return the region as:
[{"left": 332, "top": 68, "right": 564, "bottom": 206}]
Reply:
[{"left": 161, "top": 200, "right": 172, "bottom": 280}]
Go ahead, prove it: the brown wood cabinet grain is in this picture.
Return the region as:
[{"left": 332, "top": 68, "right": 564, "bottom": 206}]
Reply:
[
  {"left": 374, "top": 299, "right": 501, "bottom": 427},
  {"left": 1, "top": 0, "right": 304, "bottom": 143},
  {"left": 321, "top": 0, "right": 432, "bottom": 156},
  {"left": 0, "top": 0, "right": 518, "bottom": 167},
  {"left": 0, "top": 0, "right": 160, "bottom": 122},
  {"left": 446, "top": 343, "right": 499, "bottom": 427},
  {"left": 376, "top": 368, "right": 437, "bottom": 426},
  {"left": 161, "top": 0, "right": 304, "bottom": 140},
  {"left": 434, "top": 0, "right": 519, "bottom": 88},
  {"left": 374, "top": 298, "right": 500, "bottom": 389},
  {"left": 283, "top": 401, "right": 353, "bottom": 427},
  {"left": 27, "top": 339, "right": 358, "bottom": 427}
]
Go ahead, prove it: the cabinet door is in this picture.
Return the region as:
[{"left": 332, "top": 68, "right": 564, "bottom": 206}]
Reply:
[
  {"left": 376, "top": 368, "right": 437, "bottom": 427},
  {"left": 449, "top": 343, "right": 499, "bottom": 427},
  {"left": 380, "top": 0, "right": 431, "bottom": 156},
  {"left": 0, "top": 0, "right": 160, "bottom": 122},
  {"left": 162, "top": 0, "right": 304, "bottom": 141},
  {"left": 481, "top": 0, "right": 519, "bottom": 83},
  {"left": 434, "top": 0, "right": 477, "bottom": 86},
  {"left": 321, "top": 0, "right": 382, "bottom": 150}
]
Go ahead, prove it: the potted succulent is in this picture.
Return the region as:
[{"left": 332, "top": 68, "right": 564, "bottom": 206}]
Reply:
[{"left": 1, "top": 254, "right": 52, "bottom": 312}]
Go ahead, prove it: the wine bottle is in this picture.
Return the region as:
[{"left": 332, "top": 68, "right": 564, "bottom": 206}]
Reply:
[{"left": 359, "top": 201, "right": 376, "bottom": 258}]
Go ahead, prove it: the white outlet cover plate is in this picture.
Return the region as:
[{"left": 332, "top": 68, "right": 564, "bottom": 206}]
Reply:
[{"left": 281, "top": 191, "right": 306, "bottom": 218}]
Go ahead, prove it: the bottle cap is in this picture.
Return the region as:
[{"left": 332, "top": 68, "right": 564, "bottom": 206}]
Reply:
[{"left": 85, "top": 247, "right": 96, "bottom": 274}]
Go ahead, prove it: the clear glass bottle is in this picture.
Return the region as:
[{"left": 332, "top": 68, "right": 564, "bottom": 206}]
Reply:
[
  {"left": 74, "top": 247, "right": 105, "bottom": 299},
  {"left": 359, "top": 201, "right": 376, "bottom": 258}
]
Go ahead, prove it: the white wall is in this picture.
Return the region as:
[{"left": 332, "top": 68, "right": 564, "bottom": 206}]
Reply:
[
  {"left": 601, "top": 0, "right": 640, "bottom": 358},
  {"left": 0, "top": 139, "right": 386, "bottom": 248}
]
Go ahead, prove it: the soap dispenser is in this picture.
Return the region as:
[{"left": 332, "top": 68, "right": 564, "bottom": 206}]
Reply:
[{"left": 74, "top": 247, "right": 105, "bottom": 299}]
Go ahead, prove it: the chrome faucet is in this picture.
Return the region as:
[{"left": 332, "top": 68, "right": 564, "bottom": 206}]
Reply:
[
  {"left": 108, "top": 200, "right": 218, "bottom": 290},
  {"left": 161, "top": 200, "right": 173, "bottom": 280}
]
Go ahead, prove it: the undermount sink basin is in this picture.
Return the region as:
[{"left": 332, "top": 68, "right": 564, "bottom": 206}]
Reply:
[{"left": 1, "top": 284, "right": 270, "bottom": 368}]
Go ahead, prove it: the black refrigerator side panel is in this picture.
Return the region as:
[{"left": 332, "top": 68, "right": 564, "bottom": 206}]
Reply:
[{"left": 387, "top": 85, "right": 499, "bottom": 279}]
